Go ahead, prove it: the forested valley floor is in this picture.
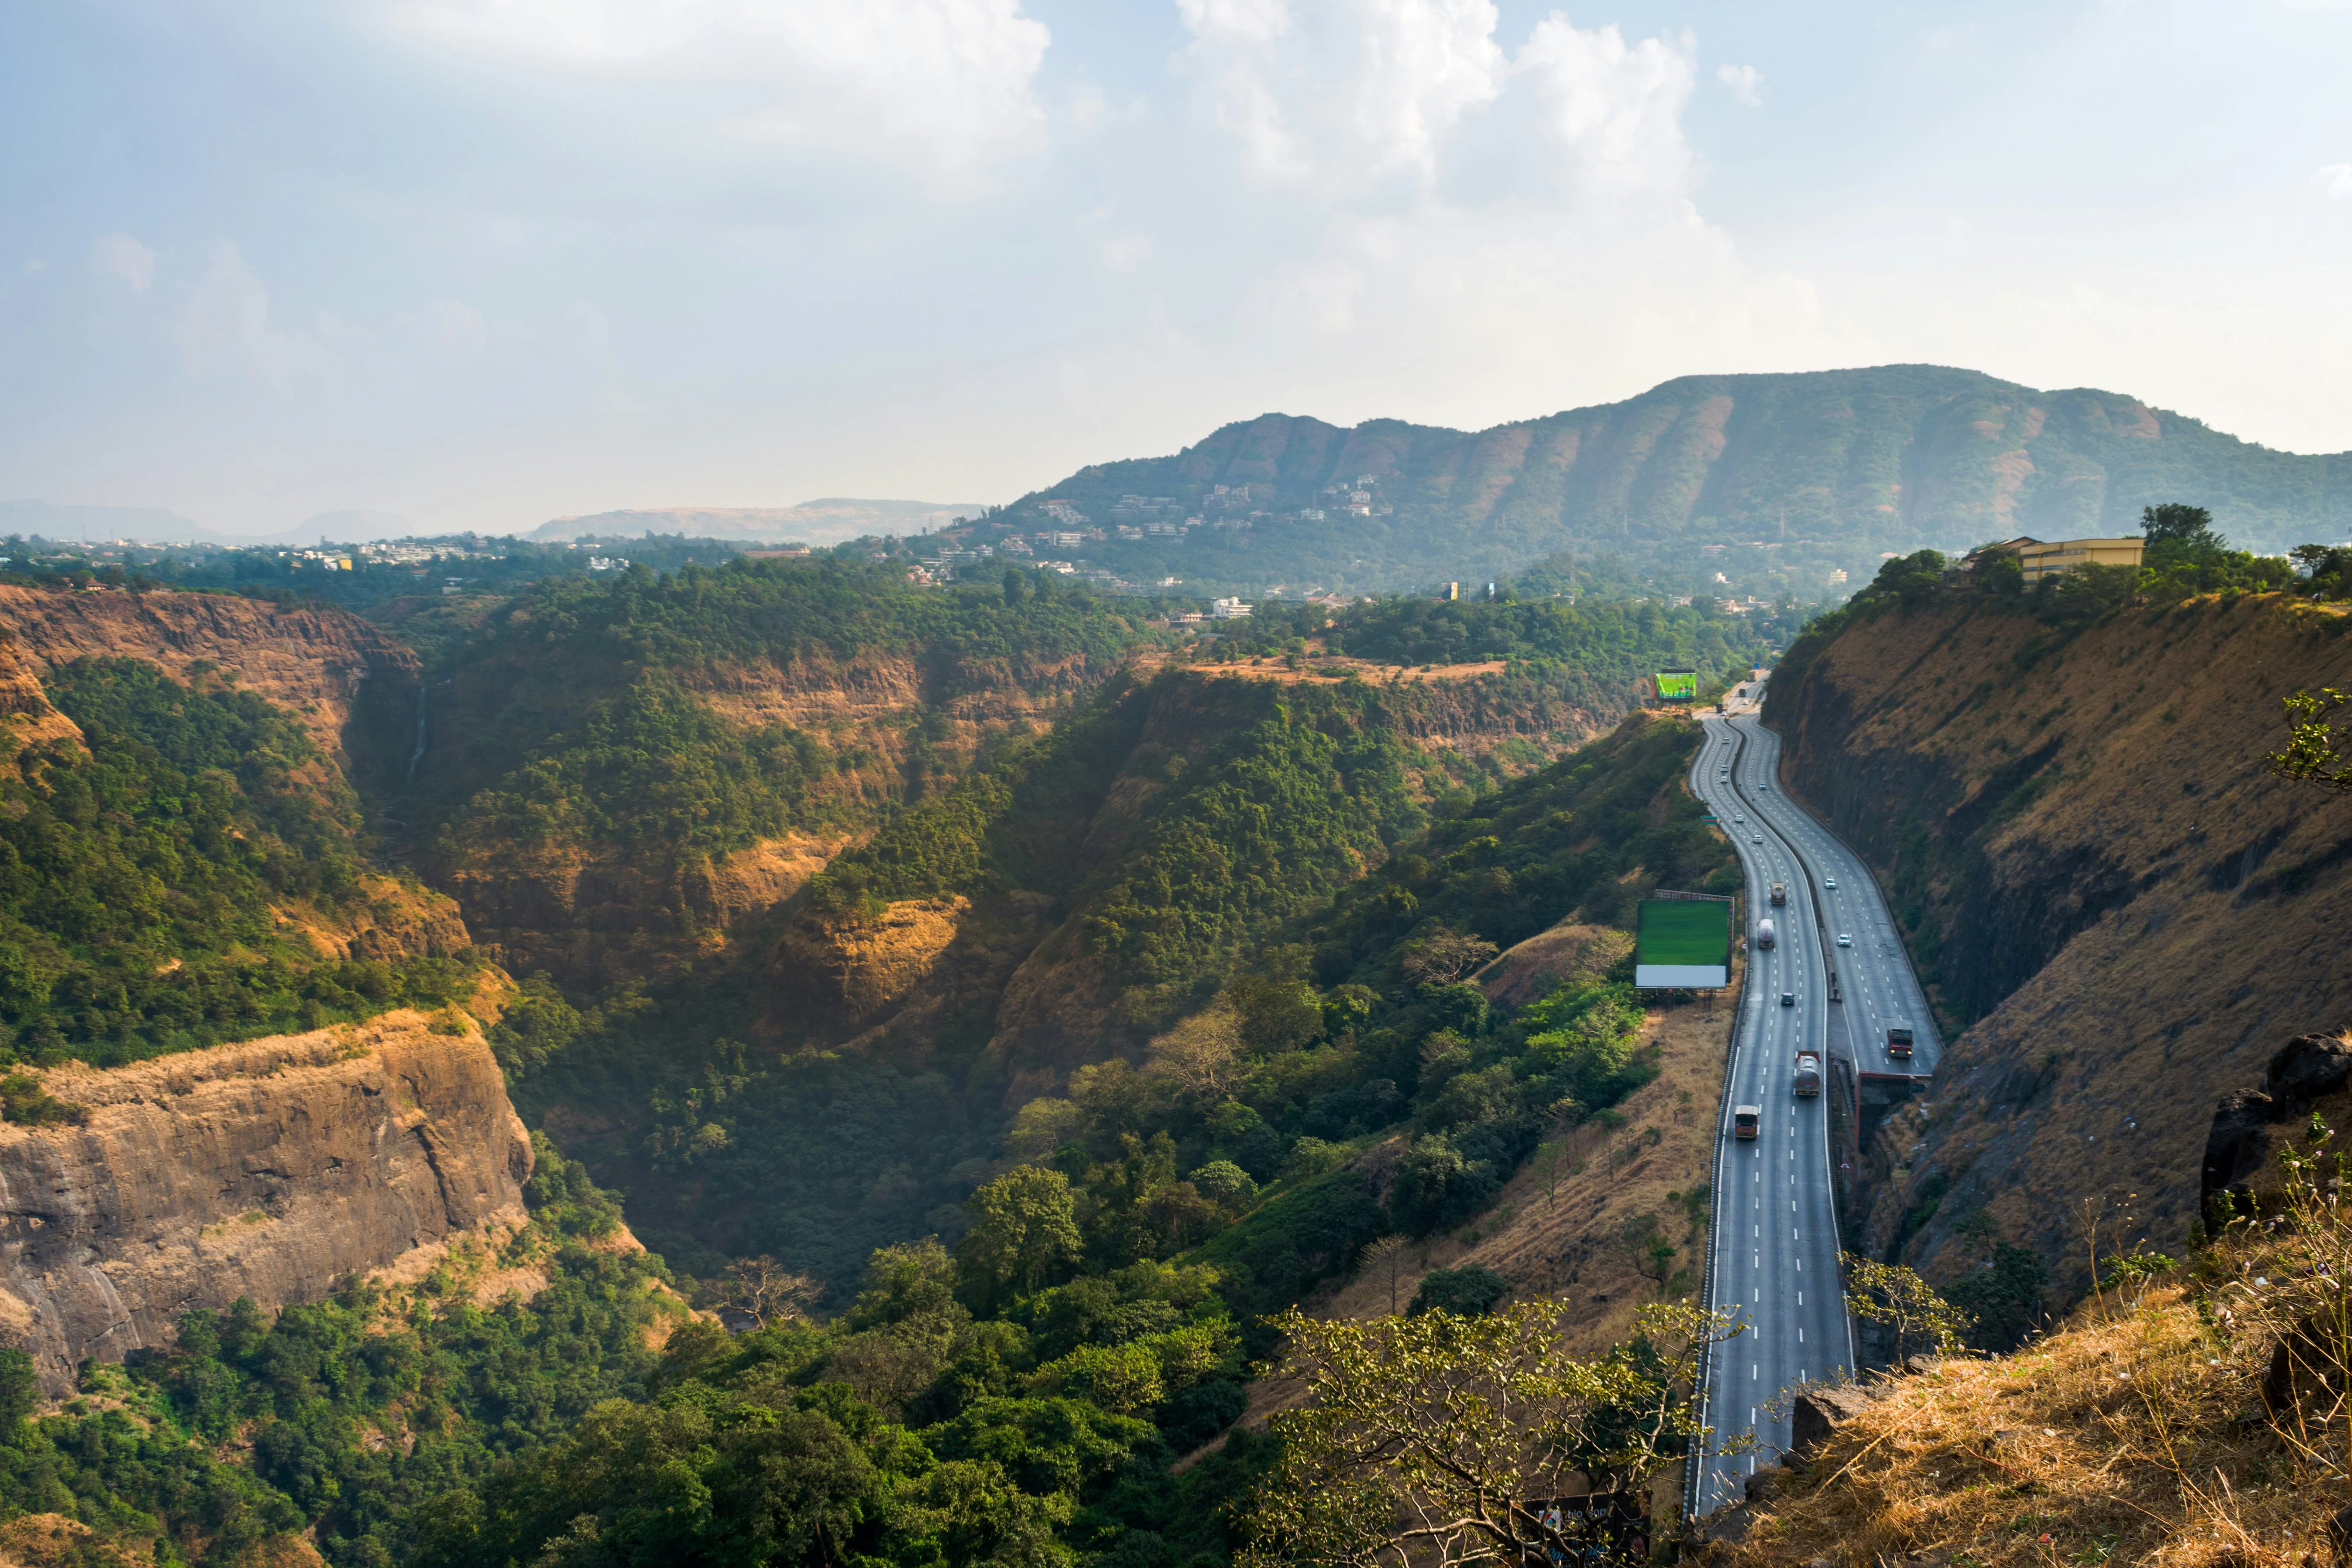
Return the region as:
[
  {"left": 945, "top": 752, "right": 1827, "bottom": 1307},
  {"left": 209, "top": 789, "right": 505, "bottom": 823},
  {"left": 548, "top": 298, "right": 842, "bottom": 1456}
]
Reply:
[{"left": 0, "top": 558, "right": 1774, "bottom": 1566}]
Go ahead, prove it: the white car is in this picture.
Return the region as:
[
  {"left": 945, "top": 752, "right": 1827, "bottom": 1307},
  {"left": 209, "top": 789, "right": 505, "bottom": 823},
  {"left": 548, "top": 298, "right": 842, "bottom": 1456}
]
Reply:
[
  {"left": 1734, "top": 814, "right": 1745, "bottom": 823},
  {"left": 1836, "top": 933, "right": 1852, "bottom": 947},
  {"left": 1824, "top": 876, "right": 1838, "bottom": 890},
  {"left": 1752, "top": 834, "right": 1763, "bottom": 844}
]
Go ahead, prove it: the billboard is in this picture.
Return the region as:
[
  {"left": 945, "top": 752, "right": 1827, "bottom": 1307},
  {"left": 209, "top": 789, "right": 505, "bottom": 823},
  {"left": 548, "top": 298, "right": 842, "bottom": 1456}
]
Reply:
[
  {"left": 1655, "top": 669, "right": 1697, "bottom": 703},
  {"left": 1635, "top": 896, "right": 1730, "bottom": 988}
]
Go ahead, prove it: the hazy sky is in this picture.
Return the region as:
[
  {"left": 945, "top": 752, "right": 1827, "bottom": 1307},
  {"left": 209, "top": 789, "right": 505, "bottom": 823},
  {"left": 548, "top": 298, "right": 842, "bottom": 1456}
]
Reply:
[{"left": 5, "top": 0, "right": 2350, "bottom": 534}]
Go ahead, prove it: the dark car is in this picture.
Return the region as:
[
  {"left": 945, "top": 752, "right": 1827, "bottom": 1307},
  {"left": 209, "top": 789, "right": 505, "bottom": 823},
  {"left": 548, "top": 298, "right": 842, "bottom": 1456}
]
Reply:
[{"left": 1780, "top": 991, "right": 1795, "bottom": 1007}]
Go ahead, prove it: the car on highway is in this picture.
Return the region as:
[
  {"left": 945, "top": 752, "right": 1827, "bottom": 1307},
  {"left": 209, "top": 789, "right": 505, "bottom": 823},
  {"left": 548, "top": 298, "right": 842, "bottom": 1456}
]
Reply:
[
  {"left": 1824, "top": 877, "right": 1837, "bottom": 889},
  {"left": 1836, "top": 933, "right": 1852, "bottom": 947},
  {"left": 1734, "top": 814, "right": 1745, "bottom": 823},
  {"left": 1780, "top": 991, "right": 1794, "bottom": 1007}
]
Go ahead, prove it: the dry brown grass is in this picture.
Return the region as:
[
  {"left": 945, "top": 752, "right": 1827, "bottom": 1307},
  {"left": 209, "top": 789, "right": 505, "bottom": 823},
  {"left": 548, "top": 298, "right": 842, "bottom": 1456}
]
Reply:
[
  {"left": 1705, "top": 1264, "right": 2346, "bottom": 1567},
  {"left": 1777, "top": 593, "right": 2352, "bottom": 1291},
  {"left": 1128, "top": 649, "right": 1511, "bottom": 686}
]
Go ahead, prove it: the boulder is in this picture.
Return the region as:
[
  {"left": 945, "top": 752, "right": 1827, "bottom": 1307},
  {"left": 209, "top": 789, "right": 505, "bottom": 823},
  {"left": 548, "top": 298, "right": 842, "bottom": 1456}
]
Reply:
[{"left": 1791, "top": 1383, "right": 1879, "bottom": 1457}]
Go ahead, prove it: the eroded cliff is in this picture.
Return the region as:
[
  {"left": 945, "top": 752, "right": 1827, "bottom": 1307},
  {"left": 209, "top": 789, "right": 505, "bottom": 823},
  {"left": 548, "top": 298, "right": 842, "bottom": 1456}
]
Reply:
[
  {"left": 0, "top": 583, "right": 419, "bottom": 765},
  {"left": 416, "top": 641, "right": 1125, "bottom": 983},
  {"left": 1766, "top": 592, "right": 2352, "bottom": 1291},
  {"left": 0, "top": 1012, "right": 532, "bottom": 1390}
]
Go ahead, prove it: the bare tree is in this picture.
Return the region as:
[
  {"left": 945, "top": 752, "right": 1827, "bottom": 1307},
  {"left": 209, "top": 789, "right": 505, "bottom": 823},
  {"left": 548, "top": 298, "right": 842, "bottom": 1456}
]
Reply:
[
  {"left": 1399, "top": 929, "right": 1501, "bottom": 987},
  {"left": 1359, "top": 1235, "right": 1414, "bottom": 1315},
  {"left": 1144, "top": 1004, "right": 1246, "bottom": 1104},
  {"left": 718, "top": 1255, "right": 819, "bottom": 1330}
]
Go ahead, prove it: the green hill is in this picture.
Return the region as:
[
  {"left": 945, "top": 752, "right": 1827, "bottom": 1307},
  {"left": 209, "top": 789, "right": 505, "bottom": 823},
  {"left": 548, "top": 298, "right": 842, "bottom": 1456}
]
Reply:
[{"left": 973, "top": 365, "right": 2352, "bottom": 596}]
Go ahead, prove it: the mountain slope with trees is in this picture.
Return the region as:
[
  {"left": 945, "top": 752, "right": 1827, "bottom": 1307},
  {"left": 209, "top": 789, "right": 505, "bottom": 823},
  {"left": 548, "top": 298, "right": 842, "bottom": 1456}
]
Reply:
[{"left": 978, "top": 365, "right": 2351, "bottom": 596}]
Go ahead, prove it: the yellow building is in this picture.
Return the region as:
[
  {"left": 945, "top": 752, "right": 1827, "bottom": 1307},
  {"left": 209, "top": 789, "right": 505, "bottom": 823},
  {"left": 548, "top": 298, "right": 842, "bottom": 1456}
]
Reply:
[{"left": 2014, "top": 535, "right": 2145, "bottom": 584}]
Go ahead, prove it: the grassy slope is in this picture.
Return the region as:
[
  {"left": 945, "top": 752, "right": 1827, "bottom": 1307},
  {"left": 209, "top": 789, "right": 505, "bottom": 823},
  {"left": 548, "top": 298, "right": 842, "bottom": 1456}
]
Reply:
[
  {"left": 1704, "top": 1241, "right": 2344, "bottom": 1567},
  {"left": 1767, "top": 589, "right": 2352, "bottom": 1301}
]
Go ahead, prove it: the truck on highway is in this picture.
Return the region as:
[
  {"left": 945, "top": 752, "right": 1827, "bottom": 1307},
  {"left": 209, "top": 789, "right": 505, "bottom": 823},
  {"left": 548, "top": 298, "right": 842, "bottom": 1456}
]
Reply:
[
  {"left": 1793, "top": 1052, "right": 1821, "bottom": 1097},
  {"left": 1734, "top": 1105, "right": 1761, "bottom": 1139},
  {"left": 1755, "top": 919, "right": 1776, "bottom": 950},
  {"left": 1770, "top": 881, "right": 1787, "bottom": 907},
  {"left": 1887, "top": 1024, "right": 1915, "bottom": 1060}
]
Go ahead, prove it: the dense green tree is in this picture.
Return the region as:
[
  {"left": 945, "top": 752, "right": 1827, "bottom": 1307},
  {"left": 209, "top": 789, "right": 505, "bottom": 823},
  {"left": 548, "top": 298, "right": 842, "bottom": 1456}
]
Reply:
[
  {"left": 2140, "top": 502, "right": 2225, "bottom": 556},
  {"left": 0, "top": 658, "right": 478, "bottom": 1064},
  {"left": 960, "top": 1169, "right": 1086, "bottom": 1309},
  {"left": 1405, "top": 1265, "right": 1509, "bottom": 1318}
]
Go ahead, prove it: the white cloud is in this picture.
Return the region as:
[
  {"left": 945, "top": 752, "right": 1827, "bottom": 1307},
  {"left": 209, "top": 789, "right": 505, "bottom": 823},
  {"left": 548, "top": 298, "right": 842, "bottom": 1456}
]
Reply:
[
  {"left": 1100, "top": 233, "right": 1154, "bottom": 273},
  {"left": 2317, "top": 162, "right": 2352, "bottom": 197},
  {"left": 1147, "top": 3, "right": 1821, "bottom": 435},
  {"left": 1513, "top": 18, "right": 1698, "bottom": 199},
  {"left": 1176, "top": 0, "right": 1507, "bottom": 189},
  {"left": 392, "top": 0, "right": 1051, "bottom": 186},
  {"left": 1716, "top": 62, "right": 1764, "bottom": 107},
  {"left": 172, "top": 242, "right": 331, "bottom": 385},
  {"left": 91, "top": 233, "right": 157, "bottom": 291}
]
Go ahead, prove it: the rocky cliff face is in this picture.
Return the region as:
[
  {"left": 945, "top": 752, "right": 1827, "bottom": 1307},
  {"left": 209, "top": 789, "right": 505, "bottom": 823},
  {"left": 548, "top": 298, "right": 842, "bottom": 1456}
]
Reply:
[
  {"left": 766, "top": 666, "right": 1505, "bottom": 1097},
  {"left": 1766, "top": 594, "right": 2352, "bottom": 1291},
  {"left": 0, "top": 1012, "right": 532, "bottom": 1390},
  {"left": 440, "top": 831, "right": 847, "bottom": 988},
  {"left": 0, "top": 584, "right": 420, "bottom": 766},
  {"left": 419, "top": 644, "right": 1120, "bottom": 984}
]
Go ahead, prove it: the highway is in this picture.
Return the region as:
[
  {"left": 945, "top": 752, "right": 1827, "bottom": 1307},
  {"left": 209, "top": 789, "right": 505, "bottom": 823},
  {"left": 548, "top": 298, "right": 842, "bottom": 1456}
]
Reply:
[{"left": 1685, "top": 686, "right": 1944, "bottom": 1517}]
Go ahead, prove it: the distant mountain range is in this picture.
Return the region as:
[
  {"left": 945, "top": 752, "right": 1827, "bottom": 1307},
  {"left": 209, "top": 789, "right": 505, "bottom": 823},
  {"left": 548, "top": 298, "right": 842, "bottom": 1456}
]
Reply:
[
  {"left": 528, "top": 500, "right": 988, "bottom": 546},
  {"left": 0, "top": 500, "right": 413, "bottom": 548},
  {"left": 0, "top": 498, "right": 987, "bottom": 551},
  {"left": 1004, "top": 364, "right": 2352, "bottom": 594},
  {"left": 17, "top": 365, "right": 2348, "bottom": 593}
]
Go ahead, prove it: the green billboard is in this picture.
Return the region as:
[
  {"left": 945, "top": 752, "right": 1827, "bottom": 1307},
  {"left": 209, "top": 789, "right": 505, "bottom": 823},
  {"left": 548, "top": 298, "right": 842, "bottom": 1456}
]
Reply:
[
  {"left": 1655, "top": 669, "right": 1697, "bottom": 702},
  {"left": 1635, "top": 896, "right": 1730, "bottom": 988}
]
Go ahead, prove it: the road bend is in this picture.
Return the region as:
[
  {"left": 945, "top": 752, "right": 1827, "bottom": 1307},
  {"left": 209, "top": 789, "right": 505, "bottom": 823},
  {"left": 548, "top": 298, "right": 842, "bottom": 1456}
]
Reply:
[{"left": 1683, "top": 689, "right": 1943, "bottom": 1517}]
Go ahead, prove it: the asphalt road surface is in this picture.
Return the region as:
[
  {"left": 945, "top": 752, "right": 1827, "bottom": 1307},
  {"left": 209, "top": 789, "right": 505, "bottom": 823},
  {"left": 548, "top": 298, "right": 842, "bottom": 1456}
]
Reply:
[{"left": 1684, "top": 696, "right": 1943, "bottom": 1517}]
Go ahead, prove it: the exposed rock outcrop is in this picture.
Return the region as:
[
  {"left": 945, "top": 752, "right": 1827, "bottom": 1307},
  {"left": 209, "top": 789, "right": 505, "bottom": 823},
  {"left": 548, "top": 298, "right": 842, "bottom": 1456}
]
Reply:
[
  {"left": 0, "top": 584, "right": 420, "bottom": 765},
  {"left": 416, "top": 639, "right": 1122, "bottom": 983},
  {"left": 0, "top": 1012, "right": 532, "bottom": 1390},
  {"left": 445, "top": 831, "right": 847, "bottom": 986},
  {"left": 0, "top": 635, "right": 84, "bottom": 752},
  {"left": 2202, "top": 1031, "right": 2352, "bottom": 1214},
  {"left": 777, "top": 896, "right": 971, "bottom": 1025}
]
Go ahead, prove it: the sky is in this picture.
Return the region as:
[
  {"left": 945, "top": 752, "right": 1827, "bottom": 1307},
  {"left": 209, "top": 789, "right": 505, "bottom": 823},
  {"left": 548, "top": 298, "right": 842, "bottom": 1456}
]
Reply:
[{"left": 3, "top": 0, "right": 2351, "bottom": 536}]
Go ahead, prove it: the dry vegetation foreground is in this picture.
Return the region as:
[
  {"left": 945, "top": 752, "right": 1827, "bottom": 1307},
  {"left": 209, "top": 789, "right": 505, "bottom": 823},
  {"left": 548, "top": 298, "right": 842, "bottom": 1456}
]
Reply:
[{"left": 1705, "top": 1203, "right": 2352, "bottom": 1568}]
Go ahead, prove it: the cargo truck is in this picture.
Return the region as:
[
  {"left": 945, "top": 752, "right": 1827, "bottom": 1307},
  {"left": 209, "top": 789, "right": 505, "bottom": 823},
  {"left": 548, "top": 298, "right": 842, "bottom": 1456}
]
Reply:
[
  {"left": 1793, "top": 1052, "right": 1821, "bottom": 1097},
  {"left": 1755, "top": 919, "right": 1776, "bottom": 950},
  {"left": 1770, "top": 881, "right": 1787, "bottom": 907},
  {"left": 1734, "top": 1105, "right": 1761, "bottom": 1139},
  {"left": 1887, "top": 1024, "right": 1914, "bottom": 1060}
]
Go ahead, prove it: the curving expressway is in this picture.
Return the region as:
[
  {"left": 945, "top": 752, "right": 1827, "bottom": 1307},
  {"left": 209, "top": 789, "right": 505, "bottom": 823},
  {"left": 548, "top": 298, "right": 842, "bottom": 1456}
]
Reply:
[{"left": 1684, "top": 693, "right": 1943, "bottom": 1517}]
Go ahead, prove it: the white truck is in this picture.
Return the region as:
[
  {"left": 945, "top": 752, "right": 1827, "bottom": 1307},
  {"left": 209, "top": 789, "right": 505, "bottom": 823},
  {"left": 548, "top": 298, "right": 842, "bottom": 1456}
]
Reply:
[
  {"left": 1756, "top": 918, "right": 1776, "bottom": 951},
  {"left": 1793, "top": 1052, "right": 1821, "bottom": 1098}
]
